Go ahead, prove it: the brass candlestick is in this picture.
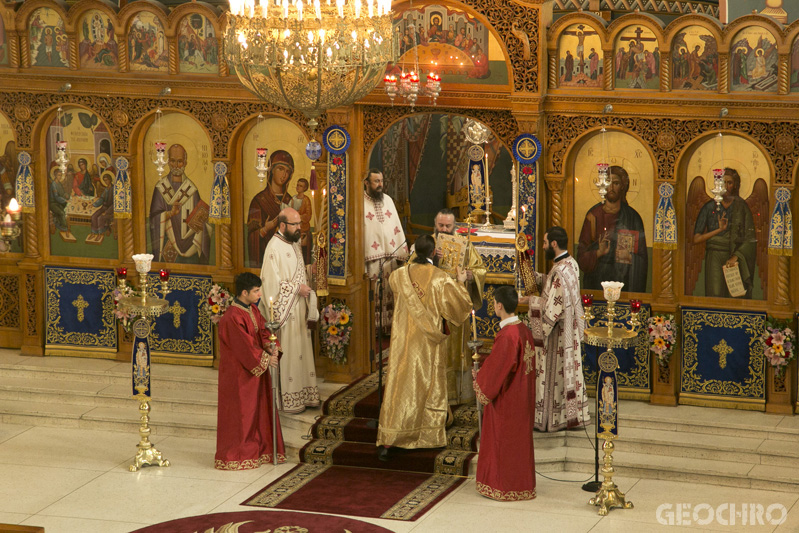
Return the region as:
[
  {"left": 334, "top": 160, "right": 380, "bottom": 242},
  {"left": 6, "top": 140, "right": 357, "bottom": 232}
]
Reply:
[
  {"left": 119, "top": 254, "right": 170, "bottom": 472},
  {"left": 266, "top": 322, "right": 281, "bottom": 466},
  {"left": 467, "top": 339, "right": 483, "bottom": 437},
  {"left": 582, "top": 282, "right": 639, "bottom": 515}
]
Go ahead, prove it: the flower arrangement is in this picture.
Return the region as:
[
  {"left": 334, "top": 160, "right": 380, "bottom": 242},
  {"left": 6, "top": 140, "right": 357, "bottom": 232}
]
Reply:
[
  {"left": 320, "top": 302, "right": 353, "bottom": 365},
  {"left": 113, "top": 284, "right": 135, "bottom": 330},
  {"left": 205, "top": 284, "right": 232, "bottom": 325},
  {"left": 648, "top": 314, "right": 677, "bottom": 367},
  {"left": 762, "top": 317, "right": 795, "bottom": 377}
]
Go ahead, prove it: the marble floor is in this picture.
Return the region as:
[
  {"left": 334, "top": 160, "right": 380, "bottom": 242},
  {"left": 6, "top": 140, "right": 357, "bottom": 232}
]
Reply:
[{"left": 1, "top": 423, "right": 798, "bottom": 532}]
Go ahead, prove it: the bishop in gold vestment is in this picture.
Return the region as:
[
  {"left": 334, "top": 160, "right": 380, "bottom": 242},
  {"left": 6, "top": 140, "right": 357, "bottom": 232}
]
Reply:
[{"left": 377, "top": 236, "right": 472, "bottom": 450}]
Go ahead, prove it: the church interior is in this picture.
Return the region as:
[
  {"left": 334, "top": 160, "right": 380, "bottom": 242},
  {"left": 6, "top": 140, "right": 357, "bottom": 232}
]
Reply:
[{"left": 1, "top": 0, "right": 799, "bottom": 530}]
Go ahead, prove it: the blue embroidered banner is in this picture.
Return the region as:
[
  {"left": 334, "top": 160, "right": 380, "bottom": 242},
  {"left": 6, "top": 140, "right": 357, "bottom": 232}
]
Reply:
[
  {"left": 680, "top": 307, "right": 766, "bottom": 410},
  {"left": 45, "top": 266, "right": 117, "bottom": 356},
  {"left": 113, "top": 156, "right": 131, "bottom": 219},
  {"left": 654, "top": 182, "right": 677, "bottom": 249},
  {"left": 15, "top": 152, "right": 34, "bottom": 212},
  {"left": 131, "top": 318, "right": 152, "bottom": 397},
  {"left": 768, "top": 187, "right": 792, "bottom": 256},
  {"left": 466, "top": 144, "right": 486, "bottom": 217},
  {"left": 512, "top": 134, "right": 540, "bottom": 294},
  {"left": 323, "top": 125, "right": 349, "bottom": 285},
  {"left": 597, "top": 350, "right": 619, "bottom": 438},
  {"left": 583, "top": 303, "right": 650, "bottom": 397},
  {"left": 147, "top": 273, "right": 212, "bottom": 364},
  {"left": 209, "top": 161, "right": 230, "bottom": 225}
]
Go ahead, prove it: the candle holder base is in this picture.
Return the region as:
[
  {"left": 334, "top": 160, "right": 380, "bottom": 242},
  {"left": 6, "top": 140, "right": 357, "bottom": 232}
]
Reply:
[
  {"left": 588, "top": 439, "right": 633, "bottom": 516},
  {"left": 129, "top": 395, "right": 170, "bottom": 472}
]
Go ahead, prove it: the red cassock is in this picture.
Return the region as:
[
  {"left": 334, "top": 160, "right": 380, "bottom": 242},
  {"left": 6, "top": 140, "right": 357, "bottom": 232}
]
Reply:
[
  {"left": 474, "top": 321, "right": 537, "bottom": 500},
  {"left": 215, "top": 303, "right": 286, "bottom": 470}
]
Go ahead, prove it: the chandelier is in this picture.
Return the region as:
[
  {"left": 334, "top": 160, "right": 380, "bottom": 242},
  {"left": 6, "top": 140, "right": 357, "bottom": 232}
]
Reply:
[{"left": 226, "top": 0, "right": 395, "bottom": 132}]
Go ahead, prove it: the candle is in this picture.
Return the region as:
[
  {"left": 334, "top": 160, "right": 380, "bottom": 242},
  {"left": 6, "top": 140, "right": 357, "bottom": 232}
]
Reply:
[
  {"left": 484, "top": 153, "right": 490, "bottom": 206},
  {"left": 581, "top": 294, "right": 593, "bottom": 307},
  {"left": 7, "top": 198, "right": 20, "bottom": 215},
  {"left": 630, "top": 299, "right": 641, "bottom": 313},
  {"left": 116, "top": 267, "right": 127, "bottom": 280},
  {"left": 471, "top": 310, "right": 477, "bottom": 342},
  {"left": 159, "top": 269, "right": 170, "bottom": 282},
  {"left": 269, "top": 296, "right": 275, "bottom": 323}
]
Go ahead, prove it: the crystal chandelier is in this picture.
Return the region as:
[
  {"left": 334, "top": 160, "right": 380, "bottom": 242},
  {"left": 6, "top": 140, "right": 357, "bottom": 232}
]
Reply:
[
  {"left": 384, "top": 18, "right": 441, "bottom": 107},
  {"left": 226, "top": 0, "right": 395, "bottom": 132}
]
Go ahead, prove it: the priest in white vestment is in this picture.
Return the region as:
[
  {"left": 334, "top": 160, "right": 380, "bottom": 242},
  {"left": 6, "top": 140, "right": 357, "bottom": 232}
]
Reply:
[
  {"left": 363, "top": 169, "right": 408, "bottom": 327},
  {"left": 259, "top": 207, "right": 320, "bottom": 413},
  {"left": 527, "top": 226, "right": 590, "bottom": 432}
]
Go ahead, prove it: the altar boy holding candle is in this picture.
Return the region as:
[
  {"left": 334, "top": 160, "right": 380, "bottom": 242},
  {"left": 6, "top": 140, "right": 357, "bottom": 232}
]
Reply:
[{"left": 473, "top": 285, "right": 539, "bottom": 500}]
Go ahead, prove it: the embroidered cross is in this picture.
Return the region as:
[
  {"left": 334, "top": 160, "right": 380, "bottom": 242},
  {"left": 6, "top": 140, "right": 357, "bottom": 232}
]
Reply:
[
  {"left": 167, "top": 300, "right": 186, "bottom": 328},
  {"left": 172, "top": 187, "right": 192, "bottom": 206},
  {"left": 366, "top": 212, "right": 375, "bottom": 221},
  {"left": 157, "top": 181, "right": 174, "bottom": 198},
  {"left": 523, "top": 342, "right": 534, "bottom": 375},
  {"left": 713, "top": 339, "right": 733, "bottom": 369},
  {"left": 394, "top": 226, "right": 401, "bottom": 235},
  {"left": 72, "top": 294, "right": 89, "bottom": 322},
  {"left": 384, "top": 209, "right": 393, "bottom": 218},
  {"left": 371, "top": 241, "right": 380, "bottom": 250}
]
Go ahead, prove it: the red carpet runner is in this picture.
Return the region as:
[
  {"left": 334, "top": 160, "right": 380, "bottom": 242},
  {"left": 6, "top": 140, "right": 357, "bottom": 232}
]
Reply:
[
  {"left": 130, "top": 510, "right": 394, "bottom": 533},
  {"left": 243, "top": 372, "right": 479, "bottom": 521}
]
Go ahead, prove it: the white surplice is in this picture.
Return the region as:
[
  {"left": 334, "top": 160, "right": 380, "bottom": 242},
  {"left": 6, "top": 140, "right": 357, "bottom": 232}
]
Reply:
[{"left": 259, "top": 233, "right": 320, "bottom": 413}]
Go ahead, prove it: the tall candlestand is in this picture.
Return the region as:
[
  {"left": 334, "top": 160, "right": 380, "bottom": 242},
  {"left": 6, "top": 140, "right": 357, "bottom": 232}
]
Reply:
[
  {"left": 266, "top": 321, "right": 281, "bottom": 465},
  {"left": 467, "top": 339, "right": 484, "bottom": 438},
  {"left": 582, "top": 281, "right": 638, "bottom": 516},
  {"left": 118, "top": 254, "right": 170, "bottom": 472}
]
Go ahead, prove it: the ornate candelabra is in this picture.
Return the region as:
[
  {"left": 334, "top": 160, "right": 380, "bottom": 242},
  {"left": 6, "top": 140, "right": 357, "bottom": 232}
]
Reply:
[
  {"left": 116, "top": 254, "right": 171, "bottom": 472},
  {"left": 266, "top": 294, "right": 282, "bottom": 466},
  {"left": 0, "top": 198, "right": 22, "bottom": 251},
  {"left": 582, "top": 281, "right": 640, "bottom": 516},
  {"left": 467, "top": 338, "right": 484, "bottom": 437}
]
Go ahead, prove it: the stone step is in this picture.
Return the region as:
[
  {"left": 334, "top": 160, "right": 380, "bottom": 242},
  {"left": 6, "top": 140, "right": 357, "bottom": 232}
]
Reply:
[{"left": 561, "top": 446, "right": 799, "bottom": 493}]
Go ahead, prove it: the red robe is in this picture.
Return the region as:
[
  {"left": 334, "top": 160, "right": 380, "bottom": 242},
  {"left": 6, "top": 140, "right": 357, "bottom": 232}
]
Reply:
[
  {"left": 474, "top": 320, "right": 536, "bottom": 500},
  {"left": 215, "top": 302, "right": 286, "bottom": 470}
]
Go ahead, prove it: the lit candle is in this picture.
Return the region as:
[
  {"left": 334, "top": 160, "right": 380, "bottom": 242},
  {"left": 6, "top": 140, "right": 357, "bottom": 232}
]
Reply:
[
  {"left": 116, "top": 267, "right": 127, "bottom": 280},
  {"left": 630, "top": 299, "right": 641, "bottom": 313},
  {"left": 471, "top": 310, "right": 477, "bottom": 342},
  {"left": 7, "top": 198, "right": 20, "bottom": 216},
  {"left": 581, "top": 294, "right": 593, "bottom": 307},
  {"left": 159, "top": 269, "right": 170, "bottom": 282},
  {"left": 269, "top": 296, "right": 275, "bottom": 322}
]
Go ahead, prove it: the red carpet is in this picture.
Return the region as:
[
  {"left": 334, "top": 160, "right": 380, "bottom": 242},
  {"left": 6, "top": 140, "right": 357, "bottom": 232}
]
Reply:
[
  {"left": 243, "top": 371, "right": 479, "bottom": 521},
  {"left": 130, "top": 510, "right": 394, "bottom": 533}
]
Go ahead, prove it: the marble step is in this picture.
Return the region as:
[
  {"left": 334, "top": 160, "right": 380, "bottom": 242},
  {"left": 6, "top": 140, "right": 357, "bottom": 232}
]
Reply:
[
  {"left": 564, "top": 426, "right": 787, "bottom": 465},
  {"left": 561, "top": 446, "right": 799, "bottom": 493}
]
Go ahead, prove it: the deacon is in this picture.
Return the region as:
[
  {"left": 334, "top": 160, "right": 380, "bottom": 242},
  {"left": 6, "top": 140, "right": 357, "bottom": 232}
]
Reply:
[
  {"left": 376, "top": 235, "right": 472, "bottom": 460},
  {"left": 474, "top": 286, "right": 539, "bottom": 501},
  {"left": 363, "top": 168, "right": 408, "bottom": 328},
  {"left": 527, "top": 226, "right": 590, "bottom": 431},
  {"left": 215, "top": 272, "right": 285, "bottom": 469},
  {"left": 433, "top": 209, "right": 486, "bottom": 404},
  {"left": 260, "top": 207, "right": 320, "bottom": 414}
]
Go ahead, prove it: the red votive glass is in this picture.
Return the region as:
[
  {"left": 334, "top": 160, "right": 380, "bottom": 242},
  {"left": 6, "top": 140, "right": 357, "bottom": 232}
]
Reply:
[
  {"left": 116, "top": 267, "right": 127, "bottom": 280},
  {"left": 630, "top": 299, "right": 642, "bottom": 313},
  {"left": 159, "top": 269, "right": 170, "bottom": 282},
  {"left": 581, "top": 294, "right": 593, "bottom": 307}
]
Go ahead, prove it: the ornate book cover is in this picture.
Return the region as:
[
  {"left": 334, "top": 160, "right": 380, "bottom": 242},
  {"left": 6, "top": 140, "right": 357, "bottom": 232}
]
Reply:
[
  {"left": 615, "top": 229, "right": 638, "bottom": 265},
  {"left": 436, "top": 233, "right": 468, "bottom": 277},
  {"left": 186, "top": 200, "right": 210, "bottom": 233}
]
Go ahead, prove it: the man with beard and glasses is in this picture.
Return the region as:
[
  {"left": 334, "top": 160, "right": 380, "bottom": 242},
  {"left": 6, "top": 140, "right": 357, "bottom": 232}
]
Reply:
[
  {"left": 412, "top": 209, "right": 487, "bottom": 404},
  {"left": 363, "top": 168, "right": 408, "bottom": 329},
  {"left": 576, "top": 165, "right": 648, "bottom": 293},
  {"left": 259, "top": 207, "right": 320, "bottom": 414},
  {"left": 526, "top": 226, "right": 590, "bottom": 432}
]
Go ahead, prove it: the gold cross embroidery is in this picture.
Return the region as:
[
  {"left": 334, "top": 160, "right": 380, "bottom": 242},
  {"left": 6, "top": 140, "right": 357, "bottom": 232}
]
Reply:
[
  {"left": 713, "top": 339, "right": 733, "bottom": 369},
  {"left": 167, "top": 300, "right": 186, "bottom": 328},
  {"left": 523, "top": 342, "right": 534, "bottom": 375},
  {"left": 72, "top": 295, "right": 89, "bottom": 322}
]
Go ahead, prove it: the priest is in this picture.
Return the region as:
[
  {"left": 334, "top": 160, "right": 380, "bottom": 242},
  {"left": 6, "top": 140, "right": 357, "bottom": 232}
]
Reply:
[
  {"left": 215, "top": 272, "right": 285, "bottom": 470},
  {"left": 474, "top": 285, "right": 539, "bottom": 500},
  {"left": 376, "top": 235, "right": 472, "bottom": 459}
]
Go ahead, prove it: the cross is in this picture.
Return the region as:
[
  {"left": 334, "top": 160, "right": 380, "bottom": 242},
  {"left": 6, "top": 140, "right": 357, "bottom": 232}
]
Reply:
[
  {"left": 328, "top": 130, "right": 346, "bottom": 150},
  {"left": 523, "top": 342, "right": 534, "bottom": 375},
  {"left": 72, "top": 295, "right": 89, "bottom": 322},
  {"left": 619, "top": 27, "right": 657, "bottom": 49},
  {"left": 517, "top": 139, "right": 538, "bottom": 159},
  {"left": 172, "top": 187, "right": 193, "bottom": 206},
  {"left": 158, "top": 181, "right": 174, "bottom": 197},
  {"left": 713, "top": 339, "right": 733, "bottom": 369},
  {"left": 167, "top": 300, "right": 186, "bottom": 328}
]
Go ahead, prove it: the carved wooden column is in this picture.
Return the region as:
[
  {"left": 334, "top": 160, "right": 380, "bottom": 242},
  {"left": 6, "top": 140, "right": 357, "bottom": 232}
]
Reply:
[
  {"left": 122, "top": 219, "right": 134, "bottom": 263},
  {"left": 69, "top": 36, "right": 79, "bottom": 70},
  {"left": 775, "top": 255, "right": 791, "bottom": 307},
  {"left": 218, "top": 37, "right": 228, "bottom": 77},
  {"left": 168, "top": 40, "right": 179, "bottom": 75},
  {"left": 658, "top": 249, "right": 675, "bottom": 303},
  {"left": 778, "top": 54, "right": 790, "bottom": 96},
  {"left": 544, "top": 176, "right": 566, "bottom": 229},
  {"left": 23, "top": 213, "right": 39, "bottom": 260},
  {"left": 660, "top": 53, "right": 670, "bottom": 92},
  {"left": 548, "top": 49, "right": 557, "bottom": 89},
  {"left": 20, "top": 33, "right": 30, "bottom": 68},
  {"left": 718, "top": 53, "right": 729, "bottom": 94},
  {"left": 118, "top": 38, "right": 129, "bottom": 72},
  {"left": 8, "top": 31, "right": 20, "bottom": 68},
  {"left": 19, "top": 269, "right": 43, "bottom": 356},
  {"left": 603, "top": 50, "right": 613, "bottom": 91}
]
